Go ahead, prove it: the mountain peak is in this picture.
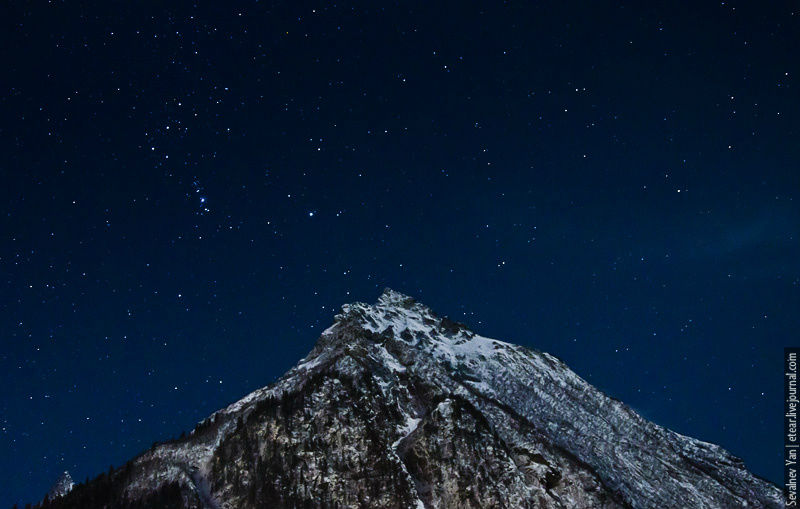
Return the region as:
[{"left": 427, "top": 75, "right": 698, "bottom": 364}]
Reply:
[
  {"left": 376, "top": 287, "right": 415, "bottom": 305},
  {"left": 332, "top": 288, "right": 432, "bottom": 334},
  {"left": 332, "top": 288, "right": 461, "bottom": 337}
]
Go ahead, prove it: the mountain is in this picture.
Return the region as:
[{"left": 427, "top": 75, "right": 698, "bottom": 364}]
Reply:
[{"left": 37, "top": 289, "right": 779, "bottom": 508}]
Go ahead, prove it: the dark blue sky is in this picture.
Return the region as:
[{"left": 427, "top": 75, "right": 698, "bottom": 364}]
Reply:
[{"left": 2, "top": 1, "right": 798, "bottom": 505}]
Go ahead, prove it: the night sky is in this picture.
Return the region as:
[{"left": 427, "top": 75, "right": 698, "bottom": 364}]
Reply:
[{"left": 2, "top": 1, "right": 799, "bottom": 505}]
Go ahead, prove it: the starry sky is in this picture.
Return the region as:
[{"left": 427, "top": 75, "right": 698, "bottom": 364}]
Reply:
[{"left": 2, "top": 1, "right": 799, "bottom": 505}]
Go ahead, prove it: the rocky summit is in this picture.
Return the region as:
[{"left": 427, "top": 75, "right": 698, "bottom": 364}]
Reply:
[{"left": 38, "top": 289, "right": 779, "bottom": 508}]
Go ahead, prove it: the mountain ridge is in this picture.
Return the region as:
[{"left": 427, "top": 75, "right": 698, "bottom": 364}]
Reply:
[{"left": 37, "top": 288, "right": 780, "bottom": 509}]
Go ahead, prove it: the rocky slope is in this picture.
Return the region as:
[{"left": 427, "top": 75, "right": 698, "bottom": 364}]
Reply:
[
  {"left": 44, "top": 471, "right": 74, "bottom": 501},
  {"left": 38, "top": 289, "right": 780, "bottom": 508}
]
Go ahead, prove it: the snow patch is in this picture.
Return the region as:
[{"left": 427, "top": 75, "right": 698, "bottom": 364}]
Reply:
[
  {"left": 392, "top": 415, "right": 422, "bottom": 450},
  {"left": 374, "top": 344, "right": 406, "bottom": 372}
]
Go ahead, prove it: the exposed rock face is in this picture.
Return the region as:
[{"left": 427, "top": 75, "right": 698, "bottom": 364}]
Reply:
[
  {"left": 45, "top": 471, "right": 74, "bottom": 500},
  {"left": 40, "top": 289, "right": 780, "bottom": 508}
]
